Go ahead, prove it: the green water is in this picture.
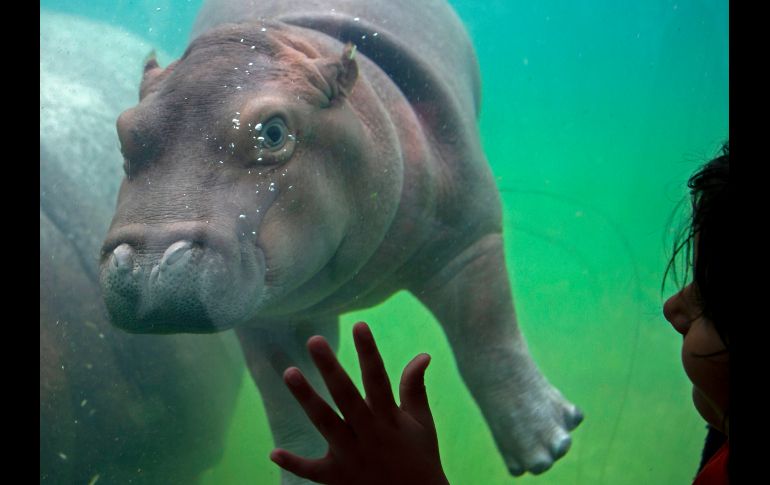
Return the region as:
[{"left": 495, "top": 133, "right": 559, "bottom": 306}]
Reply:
[{"left": 41, "top": 1, "right": 728, "bottom": 483}]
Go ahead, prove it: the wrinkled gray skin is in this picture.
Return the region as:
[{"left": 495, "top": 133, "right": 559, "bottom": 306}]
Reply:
[
  {"left": 41, "top": 11, "right": 243, "bottom": 484},
  {"left": 100, "top": 0, "right": 583, "bottom": 482}
]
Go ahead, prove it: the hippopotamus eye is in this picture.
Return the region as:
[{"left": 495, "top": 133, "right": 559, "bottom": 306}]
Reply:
[
  {"left": 261, "top": 118, "right": 287, "bottom": 150},
  {"left": 245, "top": 115, "right": 296, "bottom": 166}
]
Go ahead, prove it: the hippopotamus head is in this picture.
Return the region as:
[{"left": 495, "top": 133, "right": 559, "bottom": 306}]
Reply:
[{"left": 100, "top": 22, "right": 403, "bottom": 333}]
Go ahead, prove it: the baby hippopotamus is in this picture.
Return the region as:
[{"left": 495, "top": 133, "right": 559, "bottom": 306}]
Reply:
[{"left": 100, "top": 0, "right": 583, "bottom": 482}]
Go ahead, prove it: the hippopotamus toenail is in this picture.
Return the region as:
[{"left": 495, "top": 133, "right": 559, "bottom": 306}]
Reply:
[
  {"left": 551, "top": 434, "right": 572, "bottom": 459},
  {"left": 530, "top": 459, "right": 553, "bottom": 475}
]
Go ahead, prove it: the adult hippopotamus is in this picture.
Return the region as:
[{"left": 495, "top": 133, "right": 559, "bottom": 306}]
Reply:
[
  {"left": 100, "top": 0, "right": 583, "bottom": 482},
  {"left": 41, "top": 11, "right": 243, "bottom": 484}
]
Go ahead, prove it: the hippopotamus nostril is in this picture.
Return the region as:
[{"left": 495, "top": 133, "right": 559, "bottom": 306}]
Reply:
[
  {"left": 149, "top": 264, "right": 160, "bottom": 287},
  {"left": 112, "top": 243, "right": 135, "bottom": 271},
  {"left": 162, "top": 240, "right": 193, "bottom": 266},
  {"left": 150, "top": 240, "right": 197, "bottom": 290}
]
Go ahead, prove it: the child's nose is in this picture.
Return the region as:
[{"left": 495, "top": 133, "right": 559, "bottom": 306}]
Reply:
[{"left": 663, "top": 284, "right": 695, "bottom": 335}]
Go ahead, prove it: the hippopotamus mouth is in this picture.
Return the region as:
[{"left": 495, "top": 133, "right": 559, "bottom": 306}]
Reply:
[{"left": 99, "top": 222, "right": 265, "bottom": 333}]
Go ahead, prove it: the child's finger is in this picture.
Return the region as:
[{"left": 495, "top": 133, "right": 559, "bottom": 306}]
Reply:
[
  {"left": 270, "top": 448, "right": 332, "bottom": 483},
  {"left": 283, "top": 367, "right": 355, "bottom": 448},
  {"left": 399, "top": 353, "right": 435, "bottom": 429},
  {"left": 352, "top": 322, "right": 399, "bottom": 419},
  {"left": 306, "top": 335, "right": 374, "bottom": 431}
]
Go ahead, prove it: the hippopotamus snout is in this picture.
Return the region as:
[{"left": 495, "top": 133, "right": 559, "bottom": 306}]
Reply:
[
  {"left": 105, "top": 240, "right": 202, "bottom": 297},
  {"left": 100, "top": 223, "right": 266, "bottom": 333}
]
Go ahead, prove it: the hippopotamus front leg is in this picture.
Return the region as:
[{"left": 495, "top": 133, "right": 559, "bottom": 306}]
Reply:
[
  {"left": 236, "top": 319, "right": 340, "bottom": 485},
  {"left": 414, "top": 233, "right": 583, "bottom": 476}
]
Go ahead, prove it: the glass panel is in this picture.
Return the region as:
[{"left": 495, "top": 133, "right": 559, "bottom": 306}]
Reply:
[{"left": 40, "top": 1, "right": 728, "bottom": 484}]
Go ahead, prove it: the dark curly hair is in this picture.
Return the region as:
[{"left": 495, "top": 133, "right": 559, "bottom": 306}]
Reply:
[{"left": 663, "top": 141, "right": 729, "bottom": 348}]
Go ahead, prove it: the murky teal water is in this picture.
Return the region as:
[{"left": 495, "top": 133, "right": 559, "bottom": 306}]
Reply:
[{"left": 40, "top": 1, "right": 728, "bottom": 483}]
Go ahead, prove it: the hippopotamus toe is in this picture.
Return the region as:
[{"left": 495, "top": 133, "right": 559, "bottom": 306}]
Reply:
[
  {"left": 564, "top": 403, "right": 584, "bottom": 431},
  {"left": 548, "top": 430, "right": 572, "bottom": 460},
  {"left": 503, "top": 434, "right": 564, "bottom": 476}
]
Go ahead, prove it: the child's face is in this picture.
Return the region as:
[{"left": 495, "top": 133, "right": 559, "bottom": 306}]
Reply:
[{"left": 663, "top": 283, "right": 729, "bottom": 433}]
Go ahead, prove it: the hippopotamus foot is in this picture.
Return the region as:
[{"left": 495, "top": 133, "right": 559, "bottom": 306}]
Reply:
[
  {"left": 235, "top": 318, "right": 340, "bottom": 485},
  {"left": 415, "top": 233, "right": 583, "bottom": 476},
  {"left": 469, "top": 358, "right": 583, "bottom": 476}
]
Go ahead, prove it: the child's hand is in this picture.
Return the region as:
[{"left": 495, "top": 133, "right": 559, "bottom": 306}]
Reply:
[{"left": 270, "top": 321, "right": 450, "bottom": 485}]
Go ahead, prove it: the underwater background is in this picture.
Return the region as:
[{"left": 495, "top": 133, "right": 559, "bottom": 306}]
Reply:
[{"left": 40, "top": 0, "right": 728, "bottom": 484}]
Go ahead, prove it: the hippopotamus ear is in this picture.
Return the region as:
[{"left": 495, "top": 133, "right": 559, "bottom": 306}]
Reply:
[
  {"left": 139, "top": 51, "right": 178, "bottom": 100},
  {"left": 314, "top": 43, "right": 358, "bottom": 102}
]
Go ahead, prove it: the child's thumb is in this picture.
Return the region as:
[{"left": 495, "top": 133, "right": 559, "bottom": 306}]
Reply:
[{"left": 399, "top": 353, "right": 435, "bottom": 428}]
